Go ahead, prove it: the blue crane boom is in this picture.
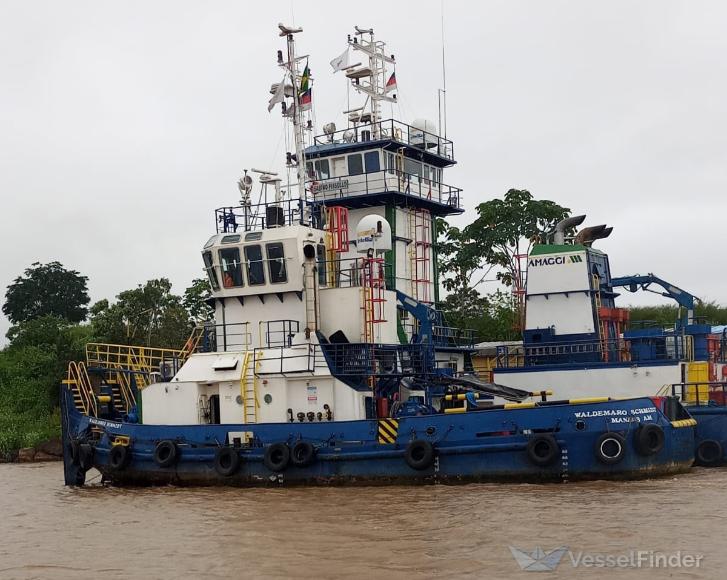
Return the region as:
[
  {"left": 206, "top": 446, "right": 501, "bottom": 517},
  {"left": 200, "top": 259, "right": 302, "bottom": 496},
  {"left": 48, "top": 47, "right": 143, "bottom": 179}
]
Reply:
[{"left": 609, "top": 274, "right": 698, "bottom": 325}]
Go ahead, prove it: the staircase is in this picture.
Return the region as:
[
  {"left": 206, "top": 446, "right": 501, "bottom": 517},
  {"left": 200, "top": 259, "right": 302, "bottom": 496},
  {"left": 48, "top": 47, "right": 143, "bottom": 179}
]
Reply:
[{"left": 63, "top": 361, "right": 97, "bottom": 416}]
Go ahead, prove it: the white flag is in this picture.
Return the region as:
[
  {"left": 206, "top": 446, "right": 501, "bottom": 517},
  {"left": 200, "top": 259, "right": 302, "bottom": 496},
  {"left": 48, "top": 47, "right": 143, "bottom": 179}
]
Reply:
[
  {"left": 330, "top": 48, "right": 350, "bottom": 73},
  {"left": 267, "top": 76, "right": 286, "bottom": 112}
]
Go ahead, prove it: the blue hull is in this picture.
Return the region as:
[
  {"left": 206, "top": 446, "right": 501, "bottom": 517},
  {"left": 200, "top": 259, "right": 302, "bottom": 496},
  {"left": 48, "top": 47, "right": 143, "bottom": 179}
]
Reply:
[{"left": 61, "top": 387, "right": 694, "bottom": 486}]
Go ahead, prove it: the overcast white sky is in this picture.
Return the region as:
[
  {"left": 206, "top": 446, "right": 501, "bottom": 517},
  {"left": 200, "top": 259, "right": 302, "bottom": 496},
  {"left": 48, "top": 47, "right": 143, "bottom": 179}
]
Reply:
[{"left": 2, "top": 1, "right": 726, "bottom": 342}]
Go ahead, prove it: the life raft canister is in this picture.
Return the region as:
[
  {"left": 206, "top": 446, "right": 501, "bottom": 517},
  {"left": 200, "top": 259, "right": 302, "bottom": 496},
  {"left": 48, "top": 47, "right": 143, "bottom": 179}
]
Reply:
[
  {"left": 633, "top": 423, "right": 665, "bottom": 456},
  {"left": 526, "top": 434, "right": 560, "bottom": 467},
  {"left": 264, "top": 443, "right": 291, "bottom": 472},
  {"left": 214, "top": 447, "right": 241, "bottom": 477},
  {"left": 695, "top": 439, "right": 723, "bottom": 466},
  {"left": 154, "top": 440, "right": 179, "bottom": 468},
  {"left": 290, "top": 441, "right": 316, "bottom": 467},
  {"left": 404, "top": 440, "right": 435, "bottom": 470},
  {"left": 595, "top": 432, "right": 626, "bottom": 464},
  {"left": 108, "top": 444, "right": 131, "bottom": 471}
]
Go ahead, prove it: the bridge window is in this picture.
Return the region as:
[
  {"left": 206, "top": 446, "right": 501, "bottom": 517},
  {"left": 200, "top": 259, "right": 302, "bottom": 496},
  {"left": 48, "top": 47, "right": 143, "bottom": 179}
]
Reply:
[
  {"left": 202, "top": 251, "right": 220, "bottom": 291},
  {"left": 221, "top": 234, "right": 241, "bottom": 244},
  {"left": 266, "top": 242, "right": 287, "bottom": 284},
  {"left": 386, "top": 152, "right": 396, "bottom": 174},
  {"left": 404, "top": 158, "right": 422, "bottom": 182},
  {"left": 244, "top": 245, "right": 265, "bottom": 286},
  {"left": 347, "top": 153, "right": 363, "bottom": 176},
  {"left": 219, "top": 247, "right": 244, "bottom": 288},
  {"left": 364, "top": 151, "right": 380, "bottom": 173},
  {"left": 306, "top": 159, "right": 331, "bottom": 180}
]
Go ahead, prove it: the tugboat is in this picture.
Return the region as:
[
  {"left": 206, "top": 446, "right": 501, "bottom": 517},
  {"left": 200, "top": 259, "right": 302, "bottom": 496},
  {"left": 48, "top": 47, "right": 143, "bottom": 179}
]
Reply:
[
  {"left": 61, "top": 24, "right": 695, "bottom": 486},
  {"left": 488, "top": 215, "right": 726, "bottom": 466}
]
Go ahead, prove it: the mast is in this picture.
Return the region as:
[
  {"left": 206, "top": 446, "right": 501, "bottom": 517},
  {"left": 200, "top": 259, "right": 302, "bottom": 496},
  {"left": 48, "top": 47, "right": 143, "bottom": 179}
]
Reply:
[
  {"left": 274, "top": 23, "right": 312, "bottom": 219},
  {"left": 347, "top": 27, "right": 396, "bottom": 138}
]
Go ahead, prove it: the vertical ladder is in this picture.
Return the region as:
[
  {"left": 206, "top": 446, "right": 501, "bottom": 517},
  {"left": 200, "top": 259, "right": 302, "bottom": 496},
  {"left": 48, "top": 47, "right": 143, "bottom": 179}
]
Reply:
[
  {"left": 407, "top": 208, "right": 433, "bottom": 304},
  {"left": 592, "top": 274, "right": 609, "bottom": 361},
  {"left": 324, "top": 206, "right": 349, "bottom": 287},
  {"left": 361, "top": 257, "right": 387, "bottom": 342},
  {"left": 240, "top": 351, "right": 260, "bottom": 424}
]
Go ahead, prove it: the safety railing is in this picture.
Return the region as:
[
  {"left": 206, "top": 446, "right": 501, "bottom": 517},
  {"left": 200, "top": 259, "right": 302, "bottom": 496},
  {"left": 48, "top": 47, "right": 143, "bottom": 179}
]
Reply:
[
  {"left": 201, "top": 322, "right": 252, "bottom": 353},
  {"left": 253, "top": 342, "right": 434, "bottom": 378},
  {"left": 432, "top": 325, "right": 477, "bottom": 349},
  {"left": 670, "top": 381, "right": 727, "bottom": 407},
  {"left": 313, "top": 118, "right": 455, "bottom": 161},
  {"left": 86, "top": 343, "right": 186, "bottom": 376},
  {"left": 321, "top": 343, "right": 432, "bottom": 377},
  {"left": 215, "top": 198, "right": 317, "bottom": 234},
  {"left": 310, "top": 170, "right": 462, "bottom": 211},
  {"left": 65, "top": 361, "right": 98, "bottom": 417},
  {"left": 496, "top": 335, "right": 693, "bottom": 369},
  {"left": 258, "top": 320, "right": 300, "bottom": 348},
  {"left": 318, "top": 256, "right": 393, "bottom": 290}
]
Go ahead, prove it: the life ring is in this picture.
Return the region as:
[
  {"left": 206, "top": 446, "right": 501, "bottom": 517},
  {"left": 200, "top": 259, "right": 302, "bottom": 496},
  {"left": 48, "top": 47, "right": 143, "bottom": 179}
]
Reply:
[
  {"left": 695, "top": 439, "right": 723, "bottom": 466},
  {"left": 79, "top": 443, "right": 95, "bottom": 471},
  {"left": 264, "top": 443, "right": 291, "bottom": 472},
  {"left": 404, "top": 440, "right": 435, "bottom": 470},
  {"left": 108, "top": 445, "right": 131, "bottom": 471},
  {"left": 154, "top": 440, "right": 179, "bottom": 468},
  {"left": 68, "top": 439, "right": 81, "bottom": 466},
  {"left": 214, "top": 447, "right": 241, "bottom": 477},
  {"left": 526, "top": 434, "right": 560, "bottom": 466},
  {"left": 291, "top": 441, "right": 316, "bottom": 467},
  {"left": 633, "top": 423, "right": 665, "bottom": 456},
  {"left": 595, "top": 432, "right": 626, "bottom": 464}
]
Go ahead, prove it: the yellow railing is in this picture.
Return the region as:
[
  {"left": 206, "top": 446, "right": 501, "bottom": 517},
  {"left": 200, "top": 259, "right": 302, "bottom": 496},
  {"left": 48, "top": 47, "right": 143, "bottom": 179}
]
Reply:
[{"left": 65, "top": 361, "right": 98, "bottom": 417}]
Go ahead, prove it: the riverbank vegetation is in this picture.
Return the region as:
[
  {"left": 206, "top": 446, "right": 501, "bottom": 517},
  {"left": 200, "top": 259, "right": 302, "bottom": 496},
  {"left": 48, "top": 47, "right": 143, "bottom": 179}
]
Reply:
[{"left": 0, "top": 262, "right": 209, "bottom": 457}]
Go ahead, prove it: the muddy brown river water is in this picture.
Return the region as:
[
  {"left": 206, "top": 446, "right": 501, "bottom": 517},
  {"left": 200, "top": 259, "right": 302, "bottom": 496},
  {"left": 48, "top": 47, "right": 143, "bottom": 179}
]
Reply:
[{"left": 1, "top": 462, "right": 726, "bottom": 579}]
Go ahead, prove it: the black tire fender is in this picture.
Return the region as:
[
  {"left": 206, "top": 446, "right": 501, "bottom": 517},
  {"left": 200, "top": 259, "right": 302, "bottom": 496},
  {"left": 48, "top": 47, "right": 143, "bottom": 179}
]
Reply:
[
  {"left": 633, "top": 423, "right": 665, "bottom": 456},
  {"left": 404, "top": 440, "right": 435, "bottom": 471},
  {"left": 68, "top": 439, "right": 81, "bottom": 466},
  {"left": 291, "top": 441, "right": 316, "bottom": 467},
  {"left": 108, "top": 445, "right": 130, "bottom": 471},
  {"left": 595, "top": 432, "right": 626, "bottom": 465},
  {"left": 214, "top": 447, "right": 241, "bottom": 477},
  {"left": 154, "top": 440, "right": 179, "bottom": 468},
  {"left": 695, "top": 439, "right": 723, "bottom": 467},
  {"left": 78, "top": 443, "right": 95, "bottom": 471},
  {"left": 264, "top": 443, "right": 291, "bottom": 472},
  {"left": 526, "top": 434, "right": 560, "bottom": 467}
]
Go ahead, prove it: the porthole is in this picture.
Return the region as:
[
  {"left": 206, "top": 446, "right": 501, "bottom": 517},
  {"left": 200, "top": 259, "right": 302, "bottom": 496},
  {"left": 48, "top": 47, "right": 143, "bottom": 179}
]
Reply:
[{"left": 264, "top": 394, "right": 273, "bottom": 404}]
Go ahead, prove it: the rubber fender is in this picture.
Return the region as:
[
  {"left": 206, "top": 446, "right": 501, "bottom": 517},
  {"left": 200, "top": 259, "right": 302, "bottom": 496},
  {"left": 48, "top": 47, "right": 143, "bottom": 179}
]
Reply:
[{"left": 526, "top": 434, "right": 560, "bottom": 467}]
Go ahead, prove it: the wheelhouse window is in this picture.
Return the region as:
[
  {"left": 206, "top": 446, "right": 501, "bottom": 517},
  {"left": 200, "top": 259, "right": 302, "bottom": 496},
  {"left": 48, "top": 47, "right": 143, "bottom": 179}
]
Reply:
[
  {"left": 386, "top": 152, "right": 396, "bottom": 174},
  {"left": 404, "top": 158, "right": 422, "bottom": 182},
  {"left": 364, "top": 151, "right": 380, "bottom": 173},
  {"left": 218, "top": 247, "right": 243, "bottom": 288},
  {"left": 244, "top": 245, "right": 265, "bottom": 286},
  {"left": 202, "top": 251, "right": 220, "bottom": 291},
  {"left": 317, "top": 244, "right": 327, "bottom": 286},
  {"left": 347, "top": 153, "right": 363, "bottom": 176},
  {"left": 266, "top": 242, "right": 287, "bottom": 284},
  {"left": 306, "top": 159, "right": 330, "bottom": 180}
]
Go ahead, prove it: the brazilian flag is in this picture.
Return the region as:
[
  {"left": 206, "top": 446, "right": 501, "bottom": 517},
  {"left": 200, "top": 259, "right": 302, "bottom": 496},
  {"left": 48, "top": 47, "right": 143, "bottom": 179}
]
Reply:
[{"left": 299, "top": 61, "right": 310, "bottom": 95}]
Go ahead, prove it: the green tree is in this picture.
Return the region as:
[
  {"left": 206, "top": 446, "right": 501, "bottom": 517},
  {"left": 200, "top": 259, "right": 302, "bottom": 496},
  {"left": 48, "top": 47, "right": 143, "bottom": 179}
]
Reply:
[
  {"left": 3, "top": 262, "right": 90, "bottom": 325},
  {"left": 437, "top": 189, "right": 570, "bottom": 337},
  {"left": 90, "top": 279, "right": 192, "bottom": 348},
  {"left": 183, "top": 278, "right": 214, "bottom": 322}
]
